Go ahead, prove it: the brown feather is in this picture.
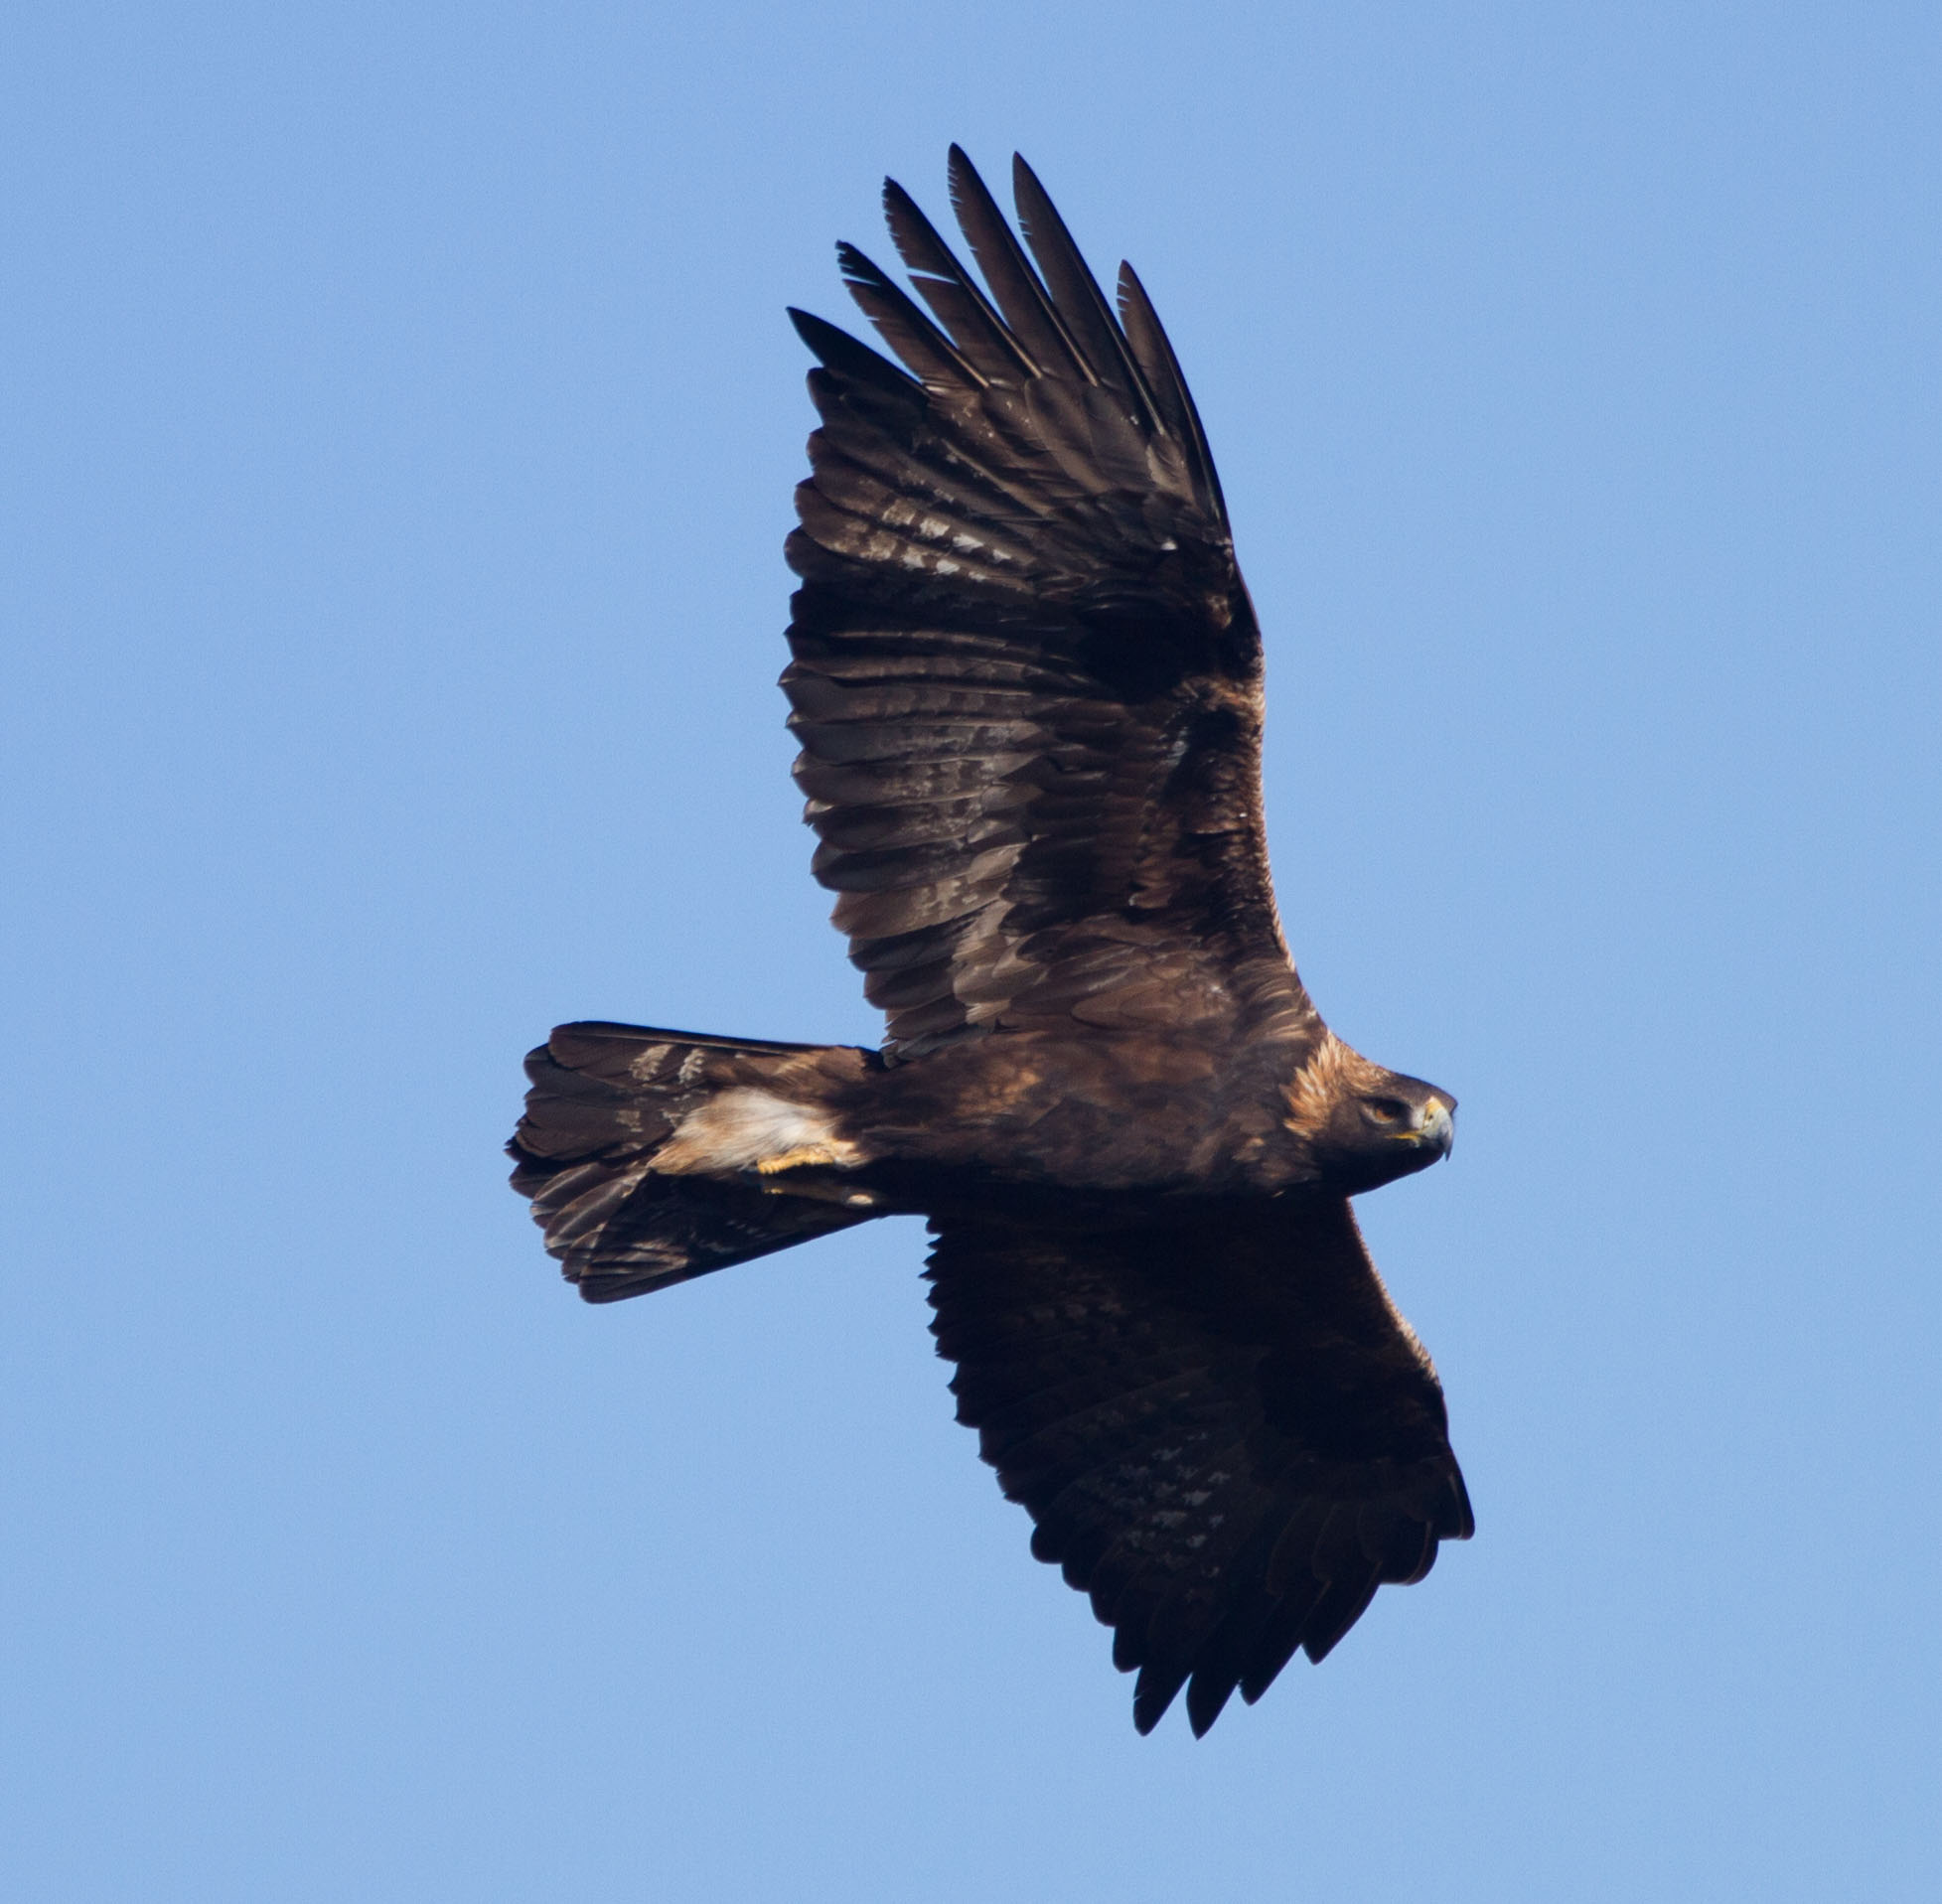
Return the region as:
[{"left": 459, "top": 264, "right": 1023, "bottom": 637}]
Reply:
[
  {"left": 924, "top": 1196, "right": 1469, "bottom": 1733},
  {"left": 786, "top": 150, "right": 1316, "bottom": 1057}
]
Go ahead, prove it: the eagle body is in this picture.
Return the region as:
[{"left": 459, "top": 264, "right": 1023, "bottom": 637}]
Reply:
[
  {"left": 511, "top": 151, "right": 1472, "bottom": 1736},
  {"left": 811, "top": 1026, "right": 1449, "bottom": 1201}
]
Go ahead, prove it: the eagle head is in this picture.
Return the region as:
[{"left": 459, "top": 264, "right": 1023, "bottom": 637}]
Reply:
[{"left": 1282, "top": 1035, "right": 1456, "bottom": 1195}]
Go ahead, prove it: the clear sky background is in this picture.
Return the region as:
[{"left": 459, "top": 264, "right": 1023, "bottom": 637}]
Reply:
[{"left": 5, "top": 3, "right": 1938, "bottom": 1898}]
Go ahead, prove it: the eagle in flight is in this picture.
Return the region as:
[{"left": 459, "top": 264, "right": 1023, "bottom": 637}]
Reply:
[{"left": 511, "top": 150, "right": 1472, "bottom": 1736}]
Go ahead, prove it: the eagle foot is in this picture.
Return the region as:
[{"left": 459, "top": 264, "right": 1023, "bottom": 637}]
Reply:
[{"left": 753, "top": 1143, "right": 846, "bottom": 1174}]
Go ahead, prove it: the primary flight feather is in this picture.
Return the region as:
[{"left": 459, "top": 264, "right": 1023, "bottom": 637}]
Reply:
[{"left": 510, "top": 149, "right": 1471, "bottom": 1736}]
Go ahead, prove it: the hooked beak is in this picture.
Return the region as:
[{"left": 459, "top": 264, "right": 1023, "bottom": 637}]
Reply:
[
  {"left": 1395, "top": 1093, "right": 1455, "bottom": 1159},
  {"left": 1419, "top": 1095, "right": 1455, "bottom": 1158}
]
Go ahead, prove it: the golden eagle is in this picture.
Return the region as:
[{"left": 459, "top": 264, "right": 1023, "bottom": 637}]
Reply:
[{"left": 510, "top": 150, "right": 1471, "bottom": 1736}]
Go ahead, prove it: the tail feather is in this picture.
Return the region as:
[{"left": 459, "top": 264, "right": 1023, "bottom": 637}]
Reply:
[{"left": 509, "top": 1022, "right": 882, "bottom": 1302}]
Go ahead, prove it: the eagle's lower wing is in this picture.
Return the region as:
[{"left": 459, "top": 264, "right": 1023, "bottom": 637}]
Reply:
[
  {"left": 926, "top": 1196, "right": 1473, "bottom": 1734},
  {"left": 785, "top": 149, "right": 1318, "bottom": 1056}
]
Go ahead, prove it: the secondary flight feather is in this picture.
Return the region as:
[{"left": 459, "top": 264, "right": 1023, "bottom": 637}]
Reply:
[{"left": 511, "top": 149, "right": 1471, "bottom": 1736}]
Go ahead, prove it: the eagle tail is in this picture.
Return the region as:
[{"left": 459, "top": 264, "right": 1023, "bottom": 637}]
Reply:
[{"left": 509, "top": 1021, "right": 883, "bottom": 1302}]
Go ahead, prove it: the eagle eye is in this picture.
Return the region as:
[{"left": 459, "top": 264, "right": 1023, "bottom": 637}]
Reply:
[{"left": 1365, "top": 1098, "right": 1409, "bottom": 1124}]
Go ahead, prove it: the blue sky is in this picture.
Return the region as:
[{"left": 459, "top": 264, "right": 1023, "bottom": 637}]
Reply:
[{"left": 4, "top": 3, "right": 1938, "bottom": 1898}]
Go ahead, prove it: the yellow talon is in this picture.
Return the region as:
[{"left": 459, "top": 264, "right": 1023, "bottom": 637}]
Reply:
[{"left": 754, "top": 1144, "right": 842, "bottom": 1174}]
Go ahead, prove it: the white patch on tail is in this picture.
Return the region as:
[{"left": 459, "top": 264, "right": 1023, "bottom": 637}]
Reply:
[{"left": 651, "top": 1089, "right": 861, "bottom": 1177}]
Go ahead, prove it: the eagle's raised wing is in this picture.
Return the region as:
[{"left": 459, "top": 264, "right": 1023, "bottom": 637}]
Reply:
[
  {"left": 926, "top": 1195, "right": 1473, "bottom": 1735},
  {"left": 785, "top": 150, "right": 1320, "bottom": 1056}
]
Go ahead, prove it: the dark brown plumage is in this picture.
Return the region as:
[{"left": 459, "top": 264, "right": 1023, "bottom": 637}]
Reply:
[{"left": 510, "top": 150, "right": 1471, "bottom": 1734}]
